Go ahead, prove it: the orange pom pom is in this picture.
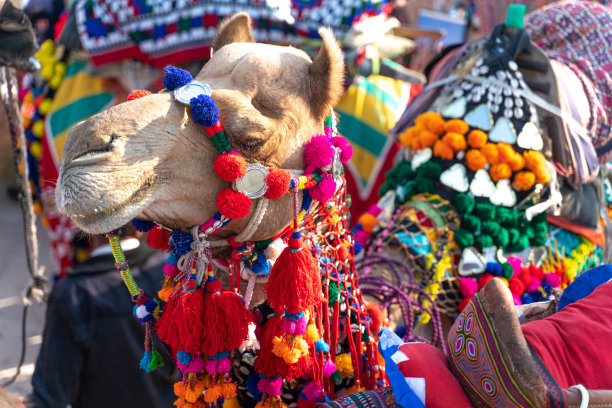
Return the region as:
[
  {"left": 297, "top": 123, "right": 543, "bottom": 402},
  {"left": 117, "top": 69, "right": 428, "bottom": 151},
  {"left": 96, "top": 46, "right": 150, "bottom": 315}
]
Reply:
[
  {"left": 513, "top": 171, "right": 536, "bottom": 191},
  {"left": 523, "top": 150, "right": 546, "bottom": 171},
  {"left": 359, "top": 213, "right": 378, "bottom": 233},
  {"left": 433, "top": 140, "right": 454, "bottom": 160},
  {"left": 419, "top": 129, "right": 439, "bottom": 148},
  {"left": 534, "top": 163, "right": 552, "bottom": 183},
  {"left": 490, "top": 163, "right": 512, "bottom": 182},
  {"left": 127, "top": 89, "right": 152, "bottom": 101},
  {"left": 465, "top": 149, "right": 487, "bottom": 172},
  {"left": 497, "top": 143, "right": 516, "bottom": 164},
  {"left": 425, "top": 115, "right": 446, "bottom": 135},
  {"left": 467, "top": 130, "right": 488, "bottom": 148},
  {"left": 444, "top": 119, "right": 469, "bottom": 135},
  {"left": 410, "top": 135, "right": 422, "bottom": 151},
  {"left": 508, "top": 153, "right": 525, "bottom": 172},
  {"left": 442, "top": 132, "right": 467, "bottom": 152},
  {"left": 399, "top": 127, "right": 417, "bottom": 147},
  {"left": 415, "top": 112, "right": 443, "bottom": 128},
  {"left": 481, "top": 143, "right": 500, "bottom": 164}
]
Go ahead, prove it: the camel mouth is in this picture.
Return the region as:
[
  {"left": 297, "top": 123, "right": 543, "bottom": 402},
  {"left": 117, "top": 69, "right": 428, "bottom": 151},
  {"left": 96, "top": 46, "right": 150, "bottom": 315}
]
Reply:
[{"left": 66, "top": 175, "right": 157, "bottom": 234}]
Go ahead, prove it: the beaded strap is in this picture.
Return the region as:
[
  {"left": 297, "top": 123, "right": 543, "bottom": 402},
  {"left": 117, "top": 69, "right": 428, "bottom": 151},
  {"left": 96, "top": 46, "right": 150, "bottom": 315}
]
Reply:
[{"left": 108, "top": 233, "right": 142, "bottom": 298}]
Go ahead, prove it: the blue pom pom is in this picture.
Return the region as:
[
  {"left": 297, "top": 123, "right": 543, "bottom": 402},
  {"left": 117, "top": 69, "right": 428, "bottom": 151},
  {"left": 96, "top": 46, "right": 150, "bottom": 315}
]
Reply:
[
  {"left": 140, "top": 352, "right": 153, "bottom": 372},
  {"left": 143, "top": 298, "right": 158, "bottom": 313},
  {"left": 486, "top": 262, "right": 503, "bottom": 276},
  {"left": 530, "top": 289, "right": 545, "bottom": 302},
  {"left": 520, "top": 293, "right": 534, "bottom": 305},
  {"left": 166, "top": 253, "right": 179, "bottom": 265},
  {"left": 131, "top": 218, "right": 156, "bottom": 232},
  {"left": 246, "top": 374, "right": 262, "bottom": 402},
  {"left": 250, "top": 252, "right": 270, "bottom": 275},
  {"left": 176, "top": 351, "right": 192, "bottom": 366},
  {"left": 169, "top": 230, "right": 193, "bottom": 256},
  {"left": 211, "top": 351, "right": 229, "bottom": 360},
  {"left": 190, "top": 94, "right": 219, "bottom": 126},
  {"left": 354, "top": 242, "right": 363, "bottom": 256},
  {"left": 163, "top": 66, "right": 193, "bottom": 91},
  {"left": 315, "top": 339, "right": 330, "bottom": 353}
]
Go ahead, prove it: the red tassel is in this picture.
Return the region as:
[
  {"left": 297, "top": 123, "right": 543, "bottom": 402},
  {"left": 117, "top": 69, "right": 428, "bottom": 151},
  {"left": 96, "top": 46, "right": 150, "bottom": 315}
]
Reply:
[
  {"left": 147, "top": 226, "right": 171, "bottom": 251},
  {"left": 155, "top": 281, "right": 205, "bottom": 355},
  {"left": 201, "top": 269, "right": 252, "bottom": 356},
  {"left": 255, "top": 316, "right": 313, "bottom": 380},
  {"left": 265, "top": 232, "right": 322, "bottom": 315}
]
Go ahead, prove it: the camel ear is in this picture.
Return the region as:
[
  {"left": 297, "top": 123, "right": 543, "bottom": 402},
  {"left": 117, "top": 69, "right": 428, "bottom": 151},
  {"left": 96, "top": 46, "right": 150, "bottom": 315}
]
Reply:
[
  {"left": 212, "top": 13, "right": 255, "bottom": 51},
  {"left": 304, "top": 28, "right": 345, "bottom": 120}
]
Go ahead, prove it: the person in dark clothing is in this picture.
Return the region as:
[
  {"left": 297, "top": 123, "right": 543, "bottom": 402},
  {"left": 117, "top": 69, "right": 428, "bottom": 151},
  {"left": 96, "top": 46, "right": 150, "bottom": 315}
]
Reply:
[{"left": 23, "top": 231, "right": 176, "bottom": 408}]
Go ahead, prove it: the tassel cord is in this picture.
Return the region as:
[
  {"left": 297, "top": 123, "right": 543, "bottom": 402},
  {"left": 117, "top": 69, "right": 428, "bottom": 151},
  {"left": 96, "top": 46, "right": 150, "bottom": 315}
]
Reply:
[{"left": 108, "top": 234, "right": 142, "bottom": 298}]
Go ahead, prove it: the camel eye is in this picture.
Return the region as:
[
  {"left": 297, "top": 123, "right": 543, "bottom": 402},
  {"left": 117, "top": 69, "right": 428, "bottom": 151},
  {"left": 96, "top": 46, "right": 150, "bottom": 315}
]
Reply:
[{"left": 236, "top": 137, "right": 266, "bottom": 151}]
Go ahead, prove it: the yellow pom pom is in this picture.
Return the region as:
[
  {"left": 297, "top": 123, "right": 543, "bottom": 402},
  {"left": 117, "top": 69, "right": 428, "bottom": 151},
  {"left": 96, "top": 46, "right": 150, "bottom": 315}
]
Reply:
[
  {"left": 358, "top": 213, "right": 377, "bottom": 233},
  {"left": 30, "top": 141, "right": 42, "bottom": 158},
  {"left": 272, "top": 336, "right": 304, "bottom": 364},
  {"left": 50, "top": 75, "right": 63, "bottom": 90},
  {"left": 24, "top": 92, "right": 34, "bottom": 104},
  {"left": 38, "top": 98, "right": 53, "bottom": 115},
  {"left": 158, "top": 277, "right": 175, "bottom": 302},
  {"left": 39, "top": 39, "right": 55, "bottom": 56},
  {"left": 306, "top": 323, "right": 319, "bottom": 343},
  {"left": 224, "top": 398, "right": 241, "bottom": 408},
  {"left": 444, "top": 119, "right": 469, "bottom": 135},
  {"left": 54, "top": 62, "right": 67, "bottom": 77},
  {"left": 32, "top": 120, "right": 44, "bottom": 138},
  {"left": 495, "top": 277, "right": 509, "bottom": 287},
  {"left": 335, "top": 353, "right": 354, "bottom": 378},
  {"left": 41, "top": 65, "right": 54, "bottom": 81}
]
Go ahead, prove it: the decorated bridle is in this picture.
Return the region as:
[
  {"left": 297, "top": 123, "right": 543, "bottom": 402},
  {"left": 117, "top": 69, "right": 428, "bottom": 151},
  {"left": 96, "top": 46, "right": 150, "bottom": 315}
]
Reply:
[{"left": 105, "top": 65, "right": 361, "bottom": 406}]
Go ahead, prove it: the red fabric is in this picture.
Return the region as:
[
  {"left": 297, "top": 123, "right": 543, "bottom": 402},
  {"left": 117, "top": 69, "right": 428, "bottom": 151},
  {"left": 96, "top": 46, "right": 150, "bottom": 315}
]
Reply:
[
  {"left": 394, "top": 343, "right": 473, "bottom": 408},
  {"left": 522, "top": 281, "right": 612, "bottom": 388}
]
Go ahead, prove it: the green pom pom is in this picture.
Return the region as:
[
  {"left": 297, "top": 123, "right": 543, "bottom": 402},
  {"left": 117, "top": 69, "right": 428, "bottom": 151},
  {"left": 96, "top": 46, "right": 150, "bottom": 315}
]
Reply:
[
  {"left": 397, "top": 162, "right": 415, "bottom": 181},
  {"left": 379, "top": 181, "right": 394, "bottom": 197},
  {"left": 509, "top": 235, "right": 530, "bottom": 253},
  {"left": 417, "top": 161, "right": 442, "bottom": 180},
  {"left": 533, "top": 222, "right": 548, "bottom": 234},
  {"left": 531, "top": 212, "right": 547, "bottom": 224},
  {"left": 148, "top": 350, "right": 164, "bottom": 371},
  {"left": 494, "top": 228, "right": 509, "bottom": 247},
  {"left": 474, "top": 203, "right": 496, "bottom": 221},
  {"left": 454, "top": 193, "right": 475, "bottom": 214},
  {"left": 530, "top": 231, "right": 547, "bottom": 246},
  {"left": 518, "top": 217, "right": 529, "bottom": 231},
  {"left": 481, "top": 221, "right": 501, "bottom": 236},
  {"left": 474, "top": 234, "right": 493, "bottom": 249},
  {"left": 508, "top": 228, "right": 520, "bottom": 246},
  {"left": 525, "top": 226, "right": 535, "bottom": 240},
  {"left": 462, "top": 214, "right": 481, "bottom": 232},
  {"left": 454, "top": 228, "right": 474, "bottom": 249},
  {"left": 329, "top": 280, "right": 340, "bottom": 304},
  {"left": 413, "top": 175, "right": 434, "bottom": 194},
  {"left": 331, "top": 372, "right": 343, "bottom": 382},
  {"left": 502, "top": 262, "right": 514, "bottom": 280}
]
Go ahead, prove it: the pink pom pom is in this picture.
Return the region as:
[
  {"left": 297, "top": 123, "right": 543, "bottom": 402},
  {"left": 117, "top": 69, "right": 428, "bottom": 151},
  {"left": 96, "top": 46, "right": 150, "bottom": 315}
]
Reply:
[
  {"left": 331, "top": 137, "right": 353, "bottom": 163},
  {"left": 459, "top": 277, "right": 478, "bottom": 297},
  {"left": 310, "top": 174, "right": 336, "bottom": 203},
  {"left": 304, "top": 135, "right": 335, "bottom": 169},
  {"left": 163, "top": 263, "right": 179, "bottom": 277},
  {"left": 282, "top": 318, "right": 297, "bottom": 335},
  {"left": 526, "top": 278, "right": 542, "bottom": 293},
  {"left": 544, "top": 273, "right": 561, "bottom": 287},
  {"left": 355, "top": 230, "right": 371, "bottom": 244},
  {"left": 184, "top": 356, "right": 206, "bottom": 373},
  {"left": 295, "top": 316, "right": 308, "bottom": 335},
  {"left": 512, "top": 294, "right": 522, "bottom": 306},
  {"left": 216, "top": 357, "right": 232, "bottom": 374},
  {"left": 302, "top": 382, "right": 321, "bottom": 401},
  {"left": 205, "top": 359, "right": 218, "bottom": 375},
  {"left": 258, "top": 377, "right": 283, "bottom": 397},
  {"left": 323, "top": 360, "right": 337, "bottom": 376},
  {"left": 507, "top": 256, "right": 522, "bottom": 276},
  {"left": 367, "top": 205, "right": 382, "bottom": 217}
]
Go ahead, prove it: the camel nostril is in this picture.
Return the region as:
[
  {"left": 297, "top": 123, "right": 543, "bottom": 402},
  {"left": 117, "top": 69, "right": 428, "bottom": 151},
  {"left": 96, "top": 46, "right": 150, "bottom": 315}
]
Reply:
[{"left": 68, "top": 134, "right": 119, "bottom": 167}]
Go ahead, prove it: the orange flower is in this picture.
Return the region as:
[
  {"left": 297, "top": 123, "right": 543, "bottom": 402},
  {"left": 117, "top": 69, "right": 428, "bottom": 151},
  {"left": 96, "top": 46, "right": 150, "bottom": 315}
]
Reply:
[
  {"left": 442, "top": 132, "right": 467, "bottom": 152},
  {"left": 410, "top": 136, "right": 422, "bottom": 151},
  {"left": 490, "top": 163, "right": 512, "bottom": 182},
  {"left": 523, "top": 150, "right": 547, "bottom": 171},
  {"left": 513, "top": 171, "right": 536, "bottom": 191},
  {"left": 481, "top": 143, "right": 500, "bottom": 164},
  {"left": 497, "top": 143, "right": 516, "bottom": 164},
  {"left": 415, "top": 112, "right": 443, "bottom": 128},
  {"left": 433, "top": 140, "right": 454, "bottom": 160},
  {"left": 399, "top": 127, "right": 415, "bottom": 147},
  {"left": 426, "top": 115, "right": 446, "bottom": 135},
  {"left": 444, "top": 119, "right": 469, "bottom": 135},
  {"left": 465, "top": 149, "right": 487, "bottom": 172},
  {"left": 508, "top": 153, "right": 525, "bottom": 172},
  {"left": 419, "top": 129, "right": 439, "bottom": 148},
  {"left": 467, "top": 130, "right": 488, "bottom": 148},
  {"left": 534, "top": 163, "right": 552, "bottom": 183}
]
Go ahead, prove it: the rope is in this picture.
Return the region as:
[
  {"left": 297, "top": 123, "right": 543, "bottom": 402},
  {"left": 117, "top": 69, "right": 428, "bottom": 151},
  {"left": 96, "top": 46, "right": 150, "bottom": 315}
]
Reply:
[
  {"left": 235, "top": 198, "right": 269, "bottom": 242},
  {"left": 107, "top": 233, "right": 142, "bottom": 298}
]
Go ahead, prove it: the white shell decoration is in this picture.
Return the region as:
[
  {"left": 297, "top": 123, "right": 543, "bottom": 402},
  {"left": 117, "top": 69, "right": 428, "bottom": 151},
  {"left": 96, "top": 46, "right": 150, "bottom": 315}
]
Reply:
[
  {"left": 440, "top": 163, "right": 469, "bottom": 192},
  {"left": 464, "top": 104, "right": 494, "bottom": 130},
  {"left": 517, "top": 122, "right": 544, "bottom": 150},
  {"left": 458, "top": 247, "right": 487, "bottom": 277},
  {"left": 411, "top": 148, "right": 432, "bottom": 170},
  {"left": 470, "top": 169, "right": 496, "bottom": 197},
  {"left": 490, "top": 179, "right": 517, "bottom": 207},
  {"left": 488, "top": 117, "right": 517, "bottom": 144},
  {"left": 441, "top": 97, "right": 467, "bottom": 118}
]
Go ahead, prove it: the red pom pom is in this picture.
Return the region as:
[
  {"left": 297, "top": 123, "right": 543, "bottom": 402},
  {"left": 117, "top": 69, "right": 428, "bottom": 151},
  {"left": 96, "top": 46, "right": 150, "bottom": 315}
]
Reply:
[
  {"left": 155, "top": 287, "right": 205, "bottom": 354},
  {"left": 509, "top": 277, "right": 526, "bottom": 296},
  {"left": 458, "top": 296, "right": 472, "bottom": 311},
  {"left": 529, "top": 264, "right": 544, "bottom": 281},
  {"left": 214, "top": 153, "right": 247, "bottom": 182},
  {"left": 254, "top": 316, "right": 313, "bottom": 380},
  {"left": 265, "top": 168, "right": 291, "bottom": 199},
  {"left": 146, "top": 226, "right": 170, "bottom": 251},
  {"left": 477, "top": 274, "right": 494, "bottom": 290},
  {"left": 216, "top": 189, "right": 251, "bottom": 219},
  {"left": 201, "top": 280, "right": 252, "bottom": 355},
  {"left": 364, "top": 302, "right": 384, "bottom": 334},
  {"left": 127, "top": 89, "right": 152, "bottom": 101},
  {"left": 265, "top": 243, "right": 322, "bottom": 315}
]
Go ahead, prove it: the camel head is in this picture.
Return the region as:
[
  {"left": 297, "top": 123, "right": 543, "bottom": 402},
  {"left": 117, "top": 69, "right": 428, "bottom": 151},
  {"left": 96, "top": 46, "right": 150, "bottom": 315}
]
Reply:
[{"left": 56, "top": 13, "right": 345, "bottom": 240}]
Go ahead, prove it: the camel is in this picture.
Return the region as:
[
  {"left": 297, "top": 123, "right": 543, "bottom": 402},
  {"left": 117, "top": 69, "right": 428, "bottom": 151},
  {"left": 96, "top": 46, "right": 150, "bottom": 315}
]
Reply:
[{"left": 56, "top": 13, "right": 379, "bottom": 408}]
